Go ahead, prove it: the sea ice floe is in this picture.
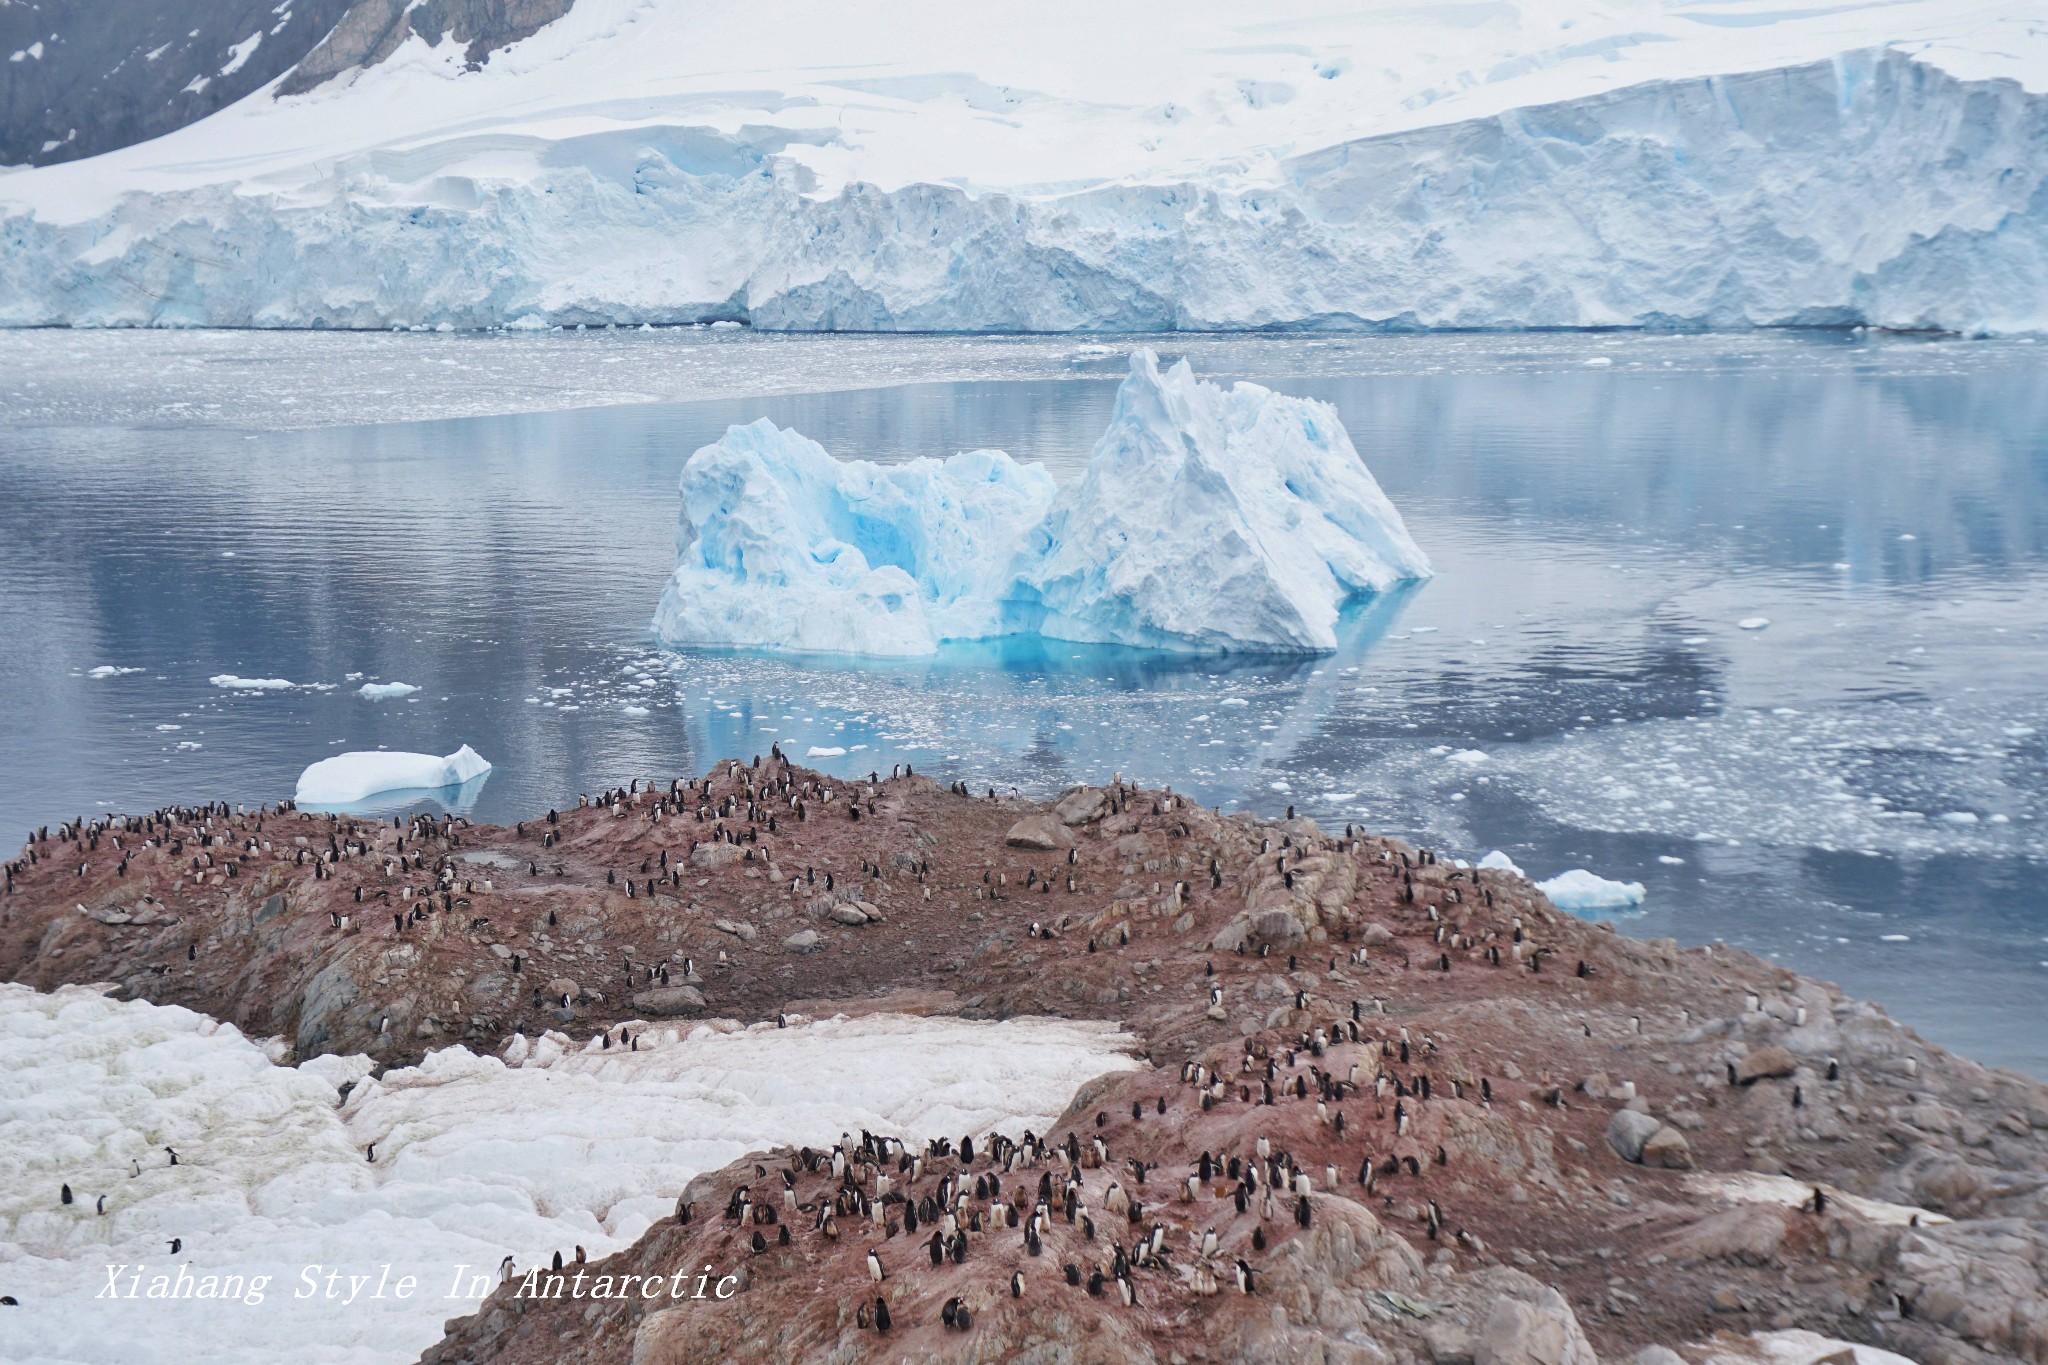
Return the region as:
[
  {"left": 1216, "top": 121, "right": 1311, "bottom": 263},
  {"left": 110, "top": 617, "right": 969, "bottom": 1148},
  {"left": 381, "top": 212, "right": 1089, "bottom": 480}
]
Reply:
[
  {"left": 356, "top": 681, "right": 420, "bottom": 700},
  {"left": 295, "top": 745, "right": 491, "bottom": 805},
  {"left": 209, "top": 674, "right": 295, "bottom": 690},
  {"left": 1535, "top": 868, "right": 1647, "bottom": 913}
]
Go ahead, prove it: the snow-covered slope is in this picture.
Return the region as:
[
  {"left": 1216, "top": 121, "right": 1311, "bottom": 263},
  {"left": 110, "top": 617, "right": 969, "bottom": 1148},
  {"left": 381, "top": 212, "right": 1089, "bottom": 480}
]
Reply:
[
  {"left": 0, "top": 0, "right": 2044, "bottom": 332},
  {"left": 0, "top": 983, "right": 1137, "bottom": 1365},
  {"left": 651, "top": 351, "right": 1431, "bottom": 656}
]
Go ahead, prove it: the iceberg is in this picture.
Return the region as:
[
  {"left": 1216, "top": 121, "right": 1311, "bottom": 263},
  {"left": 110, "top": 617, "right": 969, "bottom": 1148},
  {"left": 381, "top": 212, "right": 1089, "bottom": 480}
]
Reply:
[
  {"left": 1536, "top": 868, "right": 1648, "bottom": 914},
  {"left": 652, "top": 422, "right": 1055, "bottom": 657},
  {"left": 295, "top": 745, "right": 492, "bottom": 805},
  {"left": 652, "top": 352, "right": 1430, "bottom": 657},
  {"left": 357, "top": 681, "right": 421, "bottom": 699}
]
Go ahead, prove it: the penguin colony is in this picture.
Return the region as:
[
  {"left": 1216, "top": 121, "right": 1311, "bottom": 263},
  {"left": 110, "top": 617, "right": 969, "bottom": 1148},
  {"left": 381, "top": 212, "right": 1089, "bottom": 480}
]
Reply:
[{"left": 5, "top": 753, "right": 2029, "bottom": 1363}]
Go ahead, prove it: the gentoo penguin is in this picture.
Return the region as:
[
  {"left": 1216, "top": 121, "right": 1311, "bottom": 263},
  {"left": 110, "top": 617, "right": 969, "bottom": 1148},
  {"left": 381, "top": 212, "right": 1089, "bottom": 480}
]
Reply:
[
  {"left": 168, "top": 1238, "right": 182, "bottom": 1254},
  {"left": 1201, "top": 1227, "right": 1218, "bottom": 1256},
  {"left": 1235, "top": 1259, "right": 1257, "bottom": 1293},
  {"left": 165, "top": 1147, "right": 178, "bottom": 1166},
  {"left": 60, "top": 1184, "right": 72, "bottom": 1206},
  {"left": 866, "top": 1248, "right": 886, "bottom": 1282},
  {"left": 366, "top": 1143, "right": 376, "bottom": 1163},
  {"left": 1116, "top": 1274, "right": 1137, "bottom": 1307},
  {"left": 499, "top": 1256, "right": 515, "bottom": 1283},
  {"left": 96, "top": 1195, "right": 107, "bottom": 1215},
  {"left": 1010, "top": 1270, "right": 1024, "bottom": 1298}
]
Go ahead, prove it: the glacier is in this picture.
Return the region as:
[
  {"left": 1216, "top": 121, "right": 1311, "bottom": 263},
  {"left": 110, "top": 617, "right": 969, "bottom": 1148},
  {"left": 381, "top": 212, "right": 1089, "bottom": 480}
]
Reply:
[
  {"left": 1, "top": 14, "right": 2046, "bottom": 336},
  {"left": 651, "top": 350, "right": 1432, "bottom": 657}
]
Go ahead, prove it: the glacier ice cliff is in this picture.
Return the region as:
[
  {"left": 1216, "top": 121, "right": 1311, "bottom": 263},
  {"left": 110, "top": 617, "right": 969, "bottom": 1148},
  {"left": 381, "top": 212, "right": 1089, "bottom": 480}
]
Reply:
[
  {"left": 1, "top": 50, "right": 2044, "bottom": 334},
  {"left": 650, "top": 351, "right": 1432, "bottom": 657}
]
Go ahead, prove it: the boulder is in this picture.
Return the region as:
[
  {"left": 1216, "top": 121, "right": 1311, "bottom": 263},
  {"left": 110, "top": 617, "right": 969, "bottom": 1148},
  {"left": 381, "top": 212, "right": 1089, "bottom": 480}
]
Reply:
[
  {"left": 690, "top": 842, "right": 744, "bottom": 870},
  {"left": 1640, "top": 1125, "right": 1695, "bottom": 1170},
  {"left": 1664, "top": 1204, "right": 1787, "bottom": 1265},
  {"left": 1475, "top": 1287, "right": 1599, "bottom": 1365},
  {"left": 1735, "top": 1044, "right": 1798, "bottom": 1084},
  {"left": 782, "top": 929, "right": 822, "bottom": 954},
  {"left": 1005, "top": 814, "right": 1075, "bottom": 851},
  {"left": 1054, "top": 786, "right": 1110, "bottom": 826},
  {"left": 631, "top": 985, "right": 707, "bottom": 1017},
  {"left": 1362, "top": 922, "right": 1397, "bottom": 947},
  {"left": 712, "top": 918, "right": 757, "bottom": 942},
  {"left": 829, "top": 904, "right": 869, "bottom": 926},
  {"left": 544, "top": 977, "right": 580, "bottom": 1002},
  {"left": 1251, "top": 907, "right": 1307, "bottom": 944},
  {"left": 1606, "top": 1109, "right": 1664, "bottom": 1163}
]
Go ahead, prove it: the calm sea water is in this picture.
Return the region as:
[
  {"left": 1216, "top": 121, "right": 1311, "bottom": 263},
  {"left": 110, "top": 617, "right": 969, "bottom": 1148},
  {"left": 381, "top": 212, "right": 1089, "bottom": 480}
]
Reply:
[{"left": 2, "top": 331, "right": 2044, "bottom": 1073}]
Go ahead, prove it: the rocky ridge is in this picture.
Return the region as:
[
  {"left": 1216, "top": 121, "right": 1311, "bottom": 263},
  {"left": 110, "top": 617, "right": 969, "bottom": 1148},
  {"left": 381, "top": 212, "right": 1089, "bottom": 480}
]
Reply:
[{"left": 2, "top": 755, "right": 2044, "bottom": 1365}]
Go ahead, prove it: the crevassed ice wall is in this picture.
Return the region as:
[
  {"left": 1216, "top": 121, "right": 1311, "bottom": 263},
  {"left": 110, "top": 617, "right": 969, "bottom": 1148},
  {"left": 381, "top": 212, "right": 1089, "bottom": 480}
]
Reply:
[{"left": 1, "top": 50, "right": 2040, "bottom": 333}]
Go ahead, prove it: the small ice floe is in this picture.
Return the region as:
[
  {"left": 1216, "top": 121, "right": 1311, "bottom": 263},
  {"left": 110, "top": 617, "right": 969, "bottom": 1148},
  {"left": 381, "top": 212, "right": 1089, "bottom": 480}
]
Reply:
[
  {"left": 1445, "top": 749, "right": 1489, "bottom": 766},
  {"left": 86, "top": 665, "right": 143, "bottom": 678},
  {"left": 807, "top": 745, "right": 847, "bottom": 758},
  {"left": 621, "top": 704, "right": 651, "bottom": 717},
  {"left": 1220, "top": 696, "right": 1249, "bottom": 707},
  {"left": 357, "top": 681, "right": 420, "bottom": 700},
  {"left": 1479, "top": 850, "right": 1523, "bottom": 876},
  {"left": 1880, "top": 933, "right": 1911, "bottom": 942},
  {"left": 1583, "top": 356, "right": 1613, "bottom": 367},
  {"left": 210, "top": 673, "right": 295, "bottom": 690},
  {"left": 1939, "top": 811, "right": 1978, "bottom": 824},
  {"left": 1738, "top": 617, "right": 1770, "bottom": 631},
  {"left": 296, "top": 745, "right": 491, "bottom": 804},
  {"left": 1657, "top": 855, "right": 1687, "bottom": 865},
  {"left": 1535, "top": 868, "right": 1647, "bottom": 913}
]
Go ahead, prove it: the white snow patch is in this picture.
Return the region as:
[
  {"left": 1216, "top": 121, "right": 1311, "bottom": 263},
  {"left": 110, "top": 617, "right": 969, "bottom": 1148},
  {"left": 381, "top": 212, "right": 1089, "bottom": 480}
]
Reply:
[
  {"left": 0, "top": 984, "right": 1137, "bottom": 1365},
  {"left": 295, "top": 745, "right": 491, "bottom": 804},
  {"left": 218, "top": 32, "right": 261, "bottom": 78}
]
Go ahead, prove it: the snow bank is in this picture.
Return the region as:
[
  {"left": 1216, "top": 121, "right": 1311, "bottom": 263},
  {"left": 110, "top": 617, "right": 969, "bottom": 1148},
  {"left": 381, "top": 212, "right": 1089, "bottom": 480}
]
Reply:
[
  {"left": 652, "top": 351, "right": 1429, "bottom": 656},
  {"left": 0, "top": 41, "right": 2043, "bottom": 334},
  {"left": 294, "top": 745, "right": 491, "bottom": 804},
  {"left": 1536, "top": 868, "right": 1648, "bottom": 914},
  {"left": 0, "top": 983, "right": 1138, "bottom": 1365}
]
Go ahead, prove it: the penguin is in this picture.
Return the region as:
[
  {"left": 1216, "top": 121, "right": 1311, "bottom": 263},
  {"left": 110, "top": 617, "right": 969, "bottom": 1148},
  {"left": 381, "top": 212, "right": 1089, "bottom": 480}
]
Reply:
[
  {"left": 1011, "top": 1270, "right": 1024, "bottom": 1298},
  {"left": 96, "top": 1195, "right": 106, "bottom": 1215},
  {"left": 60, "top": 1184, "right": 72, "bottom": 1206},
  {"left": 168, "top": 1238, "right": 182, "bottom": 1254},
  {"left": 866, "top": 1248, "right": 886, "bottom": 1282},
  {"left": 366, "top": 1143, "right": 376, "bottom": 1163},
  {"left": 1235, "top": 1258, "right": 1257, "bottom": 1293}
]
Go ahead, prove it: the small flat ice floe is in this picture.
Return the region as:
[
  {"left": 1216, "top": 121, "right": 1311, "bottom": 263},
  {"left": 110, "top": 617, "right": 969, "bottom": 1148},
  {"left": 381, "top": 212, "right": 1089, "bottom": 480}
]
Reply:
[
  {"left": 1658, "top": 854, "right": 1687, "bottom": 865},
  {"left": 1738, "top": 617, "right": 1771, "bottom": 631},
  {"left": 1445, "top": 748, "right": 1489, "bottom": 766},
  {"left": 1535, "top": 868, "right": 1647, "bottom": 913},
  {"left": 807, "top": 745, "right": 847, "bottom": 757},
  {"left": 1939, "top": 811, "right": 1978, "bottom": 824},
  {"left": 1880, "top": 933, "right": 1911, "bottom": 942},
  {"left": 210, "top": 673, "right": 296, "bottom": 690},
  {"left": 356, "top": 681, "right": 420, "bottom": 700},
  {"left": 296, "top": 745, "right": 491, "bottom": 805},
  {"left": 621, "top": 704, "right": 651, "bottom": 716},
  {"left": 1478, "top": 850, "right": 1524, "bottom": 876},
  {"left": 85, "top": 665, "right": 143, "bottom": 678}
]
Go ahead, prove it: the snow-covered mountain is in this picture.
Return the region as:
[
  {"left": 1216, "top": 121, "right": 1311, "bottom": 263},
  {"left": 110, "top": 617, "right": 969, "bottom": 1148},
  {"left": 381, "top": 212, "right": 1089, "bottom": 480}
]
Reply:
[{"left": 1, "top": 0, "right": 2043, "bottom": 332}]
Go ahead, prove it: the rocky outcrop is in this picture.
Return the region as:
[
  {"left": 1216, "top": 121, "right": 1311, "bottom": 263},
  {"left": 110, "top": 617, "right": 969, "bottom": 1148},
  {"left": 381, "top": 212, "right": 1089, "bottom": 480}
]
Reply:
[{"left": 277, "top": 0, "right": 576, "bottom": 96}]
